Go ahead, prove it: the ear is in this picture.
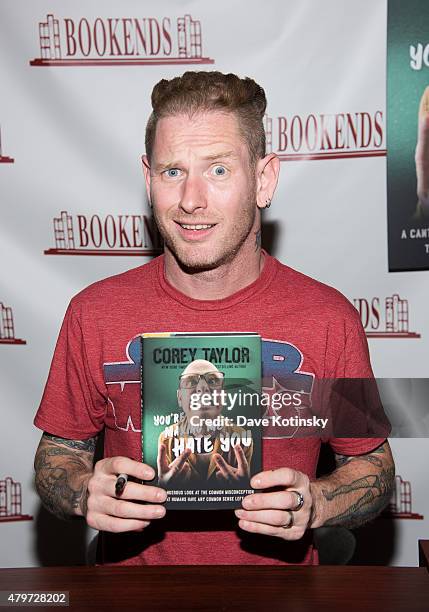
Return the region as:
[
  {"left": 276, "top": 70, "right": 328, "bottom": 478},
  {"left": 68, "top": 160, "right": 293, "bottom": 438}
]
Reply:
[
  {"left": 255, "top": 153, "right": 280, "bottom": 210},
  {"left": 177, "top": 388, "right": 182, "bottom": 408},
  {"left": 142, "top": 155, "right": 152, "bottom": 207}
]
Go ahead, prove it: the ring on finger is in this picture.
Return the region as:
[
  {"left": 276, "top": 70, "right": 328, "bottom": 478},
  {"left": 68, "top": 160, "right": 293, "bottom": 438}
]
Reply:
[
  {"left": 281, "top": 510, "right": 294, "bottom": 529},
  {"left": 289, "top": 490, "right": 304, "bottom": 512}
]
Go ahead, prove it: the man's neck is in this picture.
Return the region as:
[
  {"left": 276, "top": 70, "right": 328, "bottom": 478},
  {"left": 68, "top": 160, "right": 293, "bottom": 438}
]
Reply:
[{"left": 163, "top": 244, "right": 265, "bottom": 301}]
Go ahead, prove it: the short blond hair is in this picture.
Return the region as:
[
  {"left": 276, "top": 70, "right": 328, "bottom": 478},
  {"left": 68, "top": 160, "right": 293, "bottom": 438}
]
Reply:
[{"left": 145, "top": 71, "right": 267, "bottom": 165}]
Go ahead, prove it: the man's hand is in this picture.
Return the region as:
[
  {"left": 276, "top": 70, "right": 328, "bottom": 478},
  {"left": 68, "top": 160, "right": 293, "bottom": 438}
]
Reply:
[
  {"left": 157, "top": 444, "right": 192, "bottom": 486},
  {"left": 234, "top": 467, "right": 311, "bottom": 540},
  {"left": 34, "top": 433, "right": 168, "bottom": 532},
  {"left": 235, "top": 441, "right": 395, "bottom": 540},
  {"left": 213, "top": 444, "right": 250, "bottom": 484},
  {"left": 85, "top": 456, "right": 167, "bottom": 533}
]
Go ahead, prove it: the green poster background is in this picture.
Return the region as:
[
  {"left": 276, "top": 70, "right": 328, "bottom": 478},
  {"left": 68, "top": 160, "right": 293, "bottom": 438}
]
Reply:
[
  {"left": 387, "top": 0, "right": 429, "bottom": 271},
  {"left": 142, "top": 334, "right": 262, "bottom": 473}
]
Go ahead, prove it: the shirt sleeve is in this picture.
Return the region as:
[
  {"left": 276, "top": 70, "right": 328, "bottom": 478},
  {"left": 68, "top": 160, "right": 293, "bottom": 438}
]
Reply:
[
  {"left": 34, "top": 299, "right": 107, "bottom": 439},
  {"left": 326, "top": 307, "right": 389, "bottom": 456}
]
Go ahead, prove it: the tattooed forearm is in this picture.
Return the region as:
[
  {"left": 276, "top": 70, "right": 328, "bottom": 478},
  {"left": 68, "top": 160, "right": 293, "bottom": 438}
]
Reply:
[
  {"left": 34, "top": 433, "right": 96, "bottom": 520},
  {"left": 310, "top": 441, "right": 395, "bottom": 529},
  {"left": 43, "top": 433, "right": 97, "bottom": 453},
  {"left": 322, "top": 466, "right": 395, "bottom": 528}
]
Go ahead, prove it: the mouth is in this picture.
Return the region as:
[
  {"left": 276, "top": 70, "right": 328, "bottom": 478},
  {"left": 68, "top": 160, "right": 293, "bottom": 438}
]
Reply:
[{"left": 174, "top": 221, "right": 217, "bottom": 240}]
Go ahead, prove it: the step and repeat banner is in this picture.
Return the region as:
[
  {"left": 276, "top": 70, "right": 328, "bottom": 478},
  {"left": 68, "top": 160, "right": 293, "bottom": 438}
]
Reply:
[{"left": 0, "top": 0, "right": 428, "bottom": 567}]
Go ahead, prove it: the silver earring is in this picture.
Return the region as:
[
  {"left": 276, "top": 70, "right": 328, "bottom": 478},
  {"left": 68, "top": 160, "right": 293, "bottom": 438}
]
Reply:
[{"left": 265, "top": 198, "right": 271, "bottom": 208}]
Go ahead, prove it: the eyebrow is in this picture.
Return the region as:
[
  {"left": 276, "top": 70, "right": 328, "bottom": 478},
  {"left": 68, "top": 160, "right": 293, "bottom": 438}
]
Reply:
[
  {"left": 201, "top": 150, "right": 238, "bottom": 161},
  {"left": 153, "top": 151, "right": 238, "bottom": 173}
]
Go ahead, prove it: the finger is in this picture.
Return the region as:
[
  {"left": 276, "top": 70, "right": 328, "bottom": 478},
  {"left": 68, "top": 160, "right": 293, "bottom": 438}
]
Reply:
[
  {"left": 235, "top": 508, "right": 292, "bottom": 527},
  {"left": 233, "top": 444, "right": 248, "bottom": 474},
  {"left": 101, "top": 456, "right": 155, "bottom": 481},
  {"left": 213, "top": 454, "right": 234, "bottom": 478},
  {"left": 168, "top": 448, "right": 192, "bottom": 473},
  {"left": 103, "top": 481, "right": 167, "bottom": 504},
  {"left": 102, "top": 497, "right": 166, "bottom": 521},
  {"left": 157, "top": 443, "right": 169, "bottom": 475},
  {"left": 237, "top": 519, "right": 285, "bottom": 538},
  {"left": 250, "top": 467, "right": 300, "bottom": 490},
  {"left": 87, "top": 512, "right": 151, "bottom": 533},
  {"left": 237, "top": 518, "right": 306, "bottom": 541},
  {"left": 241, "top": 490, "right": 299, "bottom": 511}
]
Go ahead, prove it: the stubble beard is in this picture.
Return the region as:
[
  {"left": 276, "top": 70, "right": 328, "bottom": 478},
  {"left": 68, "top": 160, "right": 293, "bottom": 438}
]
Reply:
[{"left": 152, "top": 191, "right": 257, "bottom": 273}]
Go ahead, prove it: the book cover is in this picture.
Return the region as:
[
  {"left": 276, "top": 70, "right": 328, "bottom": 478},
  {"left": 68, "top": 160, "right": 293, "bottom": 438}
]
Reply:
[
  {"left": 141, "top": 332, "right": 262, "bottom": 509},
  {"left": 387, "top": 0, "right": 429, "bottom": 271}
]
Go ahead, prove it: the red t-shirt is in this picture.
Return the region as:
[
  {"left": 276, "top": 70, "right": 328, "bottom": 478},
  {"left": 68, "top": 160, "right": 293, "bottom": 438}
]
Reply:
[{"left": 35, "top": 252, "right": 385, "bottom": 565}]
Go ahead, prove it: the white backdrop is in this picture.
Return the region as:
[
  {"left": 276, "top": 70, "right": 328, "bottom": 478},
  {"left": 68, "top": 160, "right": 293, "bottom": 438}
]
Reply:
[{"left": 0, "top": 0, "right": 428, "bottom": 567}]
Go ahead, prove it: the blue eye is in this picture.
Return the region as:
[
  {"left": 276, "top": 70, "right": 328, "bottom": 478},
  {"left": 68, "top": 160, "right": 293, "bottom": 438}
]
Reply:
[
  {"left": 165, "top": 168, "right": 181, "bottom": 178},
  {"left": 213, "top": 165, "right": 227, "bottom": 176}
]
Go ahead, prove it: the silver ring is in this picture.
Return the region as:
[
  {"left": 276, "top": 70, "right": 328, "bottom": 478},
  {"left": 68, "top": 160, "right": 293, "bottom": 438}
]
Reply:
[
  {"left": 281, "top": 510, "right": 294, "bottom": 529},
  {"left": 290, "top": 490, "right": 304, "bottom": 512}
]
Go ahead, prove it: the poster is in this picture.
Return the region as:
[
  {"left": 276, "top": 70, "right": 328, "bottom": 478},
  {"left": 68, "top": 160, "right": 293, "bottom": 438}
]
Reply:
[{"left": 387, "top": 0, "right": 429, "bottom": 271}]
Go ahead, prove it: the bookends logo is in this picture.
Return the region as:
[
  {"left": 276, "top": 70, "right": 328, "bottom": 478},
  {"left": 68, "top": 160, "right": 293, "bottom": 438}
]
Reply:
[
  {"left": 263, "top": 111, "right": 385, "bottom": 161},
  {"left": 382, "top": 474, "right": 424, "bottom": 520},
  {"left": 0, "top": 126, "right": 14, "bottom": 164},
  {"left": 0, "top": 477, "right": 33, "bottom": 522},
  {"left": 0, "top": 303, "right": 26, "bottom": 345},
  {"left": 30, "top": 14, "right": 214, "bottom": 67},
  {"left": 354, "top": 295, "right": 421, "bottom": 339},
  {"left": 44, "top": 210, "right": 163, "bottom": 256}
]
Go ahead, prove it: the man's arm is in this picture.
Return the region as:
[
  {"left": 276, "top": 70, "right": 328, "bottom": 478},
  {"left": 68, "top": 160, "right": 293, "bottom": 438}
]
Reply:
[
  {"left": 235, "top": 440, "right": 395, "bottom": 539},
  {"left": 309, "top": 440, "right": 395, "bottom": 529},
  {"left": 34, "top": 432, "right": 168, "bottom": 532},
  {"left": 34, "top": 433, "right": 96, "bottom": 520}
]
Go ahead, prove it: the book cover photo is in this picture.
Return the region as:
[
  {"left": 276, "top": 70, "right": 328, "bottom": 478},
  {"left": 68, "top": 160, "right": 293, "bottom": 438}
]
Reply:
[{"left": 141, "top": 333, "right": 262, "bottom": 509}]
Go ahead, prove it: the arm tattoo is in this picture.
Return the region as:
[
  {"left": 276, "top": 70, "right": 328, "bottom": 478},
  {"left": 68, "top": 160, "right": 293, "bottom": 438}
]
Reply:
[
  {"left": 320, "top": 442, "right": 394, "bottom": 528},
  {"left": 322, "top": 466, "right": 395, "bottom": 528},
  {"left": 43, "top": 433, "right": 97, "bottom": 453},
  {"left": 34, "top": 433, "right": 97, "bottom": 520}
]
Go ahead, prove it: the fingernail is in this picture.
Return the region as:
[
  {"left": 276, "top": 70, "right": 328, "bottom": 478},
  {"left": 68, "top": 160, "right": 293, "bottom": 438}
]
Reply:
[
  {"left": 154, "top": 508, "right": 165, "bottom": 517},
  {"left": 252, "top": 477, "right": 261, "bottom": 487},
  {"left": 235, "top": 509, "right": 244, "bottom": 518},
  {"left": 157, "top": 490, "right": 167, "bottom": 501}
]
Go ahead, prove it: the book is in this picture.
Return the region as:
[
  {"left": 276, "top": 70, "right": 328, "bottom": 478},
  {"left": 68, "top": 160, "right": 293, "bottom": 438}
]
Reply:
[{"left": 141, "top": 332, "right": 262, "bottom": 509}]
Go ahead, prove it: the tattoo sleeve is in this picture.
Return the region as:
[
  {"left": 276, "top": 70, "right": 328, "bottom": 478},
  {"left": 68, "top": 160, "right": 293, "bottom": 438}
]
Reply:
[
  {"left": 34, "top": 432, "right": 97, "bottom": 520},
  {"left": 310, "top": 441, "right": 395, "bottom": 529}
]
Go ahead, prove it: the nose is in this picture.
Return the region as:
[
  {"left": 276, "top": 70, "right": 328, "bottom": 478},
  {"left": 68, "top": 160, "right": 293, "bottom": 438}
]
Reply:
[
  {"left": 179, "top": 174, "right": 207, "bottom": 214},
  {"left": 195, "top": 375, "right": 210, "bottom": 394}
]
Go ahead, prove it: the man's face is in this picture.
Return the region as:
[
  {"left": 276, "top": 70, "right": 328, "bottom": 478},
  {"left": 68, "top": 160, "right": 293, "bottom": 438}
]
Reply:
[
  {"left": 144, "top": 110, "right": 258, "bottom": 270},
  {"left": 177, "top": 360, "right": 224, "bottom": 420}
]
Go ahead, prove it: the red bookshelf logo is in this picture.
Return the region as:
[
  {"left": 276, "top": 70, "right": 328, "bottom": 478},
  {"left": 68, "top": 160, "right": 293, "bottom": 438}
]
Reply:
[
  {"left": 0, "top": 126, "right": 14, "bottom": 164},
  {"left": 44, "top": 210, "right": 163, "bottom": 256},
  {"left": 0, "top": 477, "right": 33, "bottom": 522},
  {"left": 353, "top": 295, "right": 421, "bottom": 339},
  {"left": 263, "top": 111, "right": 385, "bottom": 161},
  {"left": 382, "top": 475, "right": 424, "bottom": 520},
  {"left": 30, "top": 13, "right": 214, "bottom": 67},
  {"left": 0, "top": 303, "right": 26, "bottom": 345}
]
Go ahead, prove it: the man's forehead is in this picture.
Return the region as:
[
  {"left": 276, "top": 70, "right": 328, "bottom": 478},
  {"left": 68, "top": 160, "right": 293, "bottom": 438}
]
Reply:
[
  {"left": 153, "top": 111, "right": 246, "bottom": 157},
  {"left": 182, "top": 359, "right": 219, "bottom": 375}
]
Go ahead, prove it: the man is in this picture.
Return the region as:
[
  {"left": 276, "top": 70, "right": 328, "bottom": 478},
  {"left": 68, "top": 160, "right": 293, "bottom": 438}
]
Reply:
[
  {"left": 415, "top": 86, "right": 429, "bottom": 218},
  {"left": 157, "top": 358, "right": 253, "bottom": 488},
  {"left": 34, "top": 71, "right": 394, "bottom": 565}
]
